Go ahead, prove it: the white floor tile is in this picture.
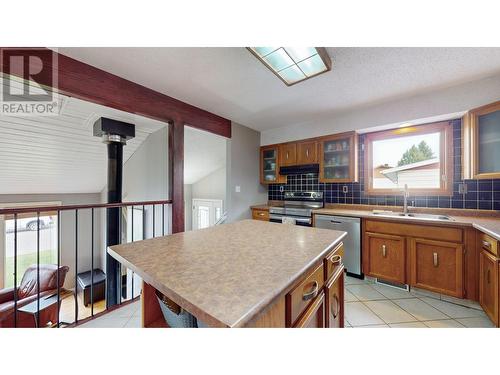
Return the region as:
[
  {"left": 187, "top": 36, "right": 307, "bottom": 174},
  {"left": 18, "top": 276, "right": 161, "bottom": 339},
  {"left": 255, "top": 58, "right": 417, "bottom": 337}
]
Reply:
[
  {"left": 393, "top": 298, "right": 448, "bottom": 321},
  {"left": 345, "top": 275, "right": 368, "bottom": 285},
  {"left": 441, "top": 295, "right": 483, "bottom": 310},
  {"left": 363, "top": 300, "right": 417, "bottom": 324},
  {"left": 124, "top": 316, "right": 142, "bottom": 328},
  {"left": 420, "top": 297, "right": 486, "bottom": 319},
  {"left": 344, "top": 319, "right": 351, "bottom": 327},
  {"left": 345, "top": 302, "right": 385, "bottom": 326},
  {"left": 346, "top": 284, "right": 386, "bottom": 301},
  {"left": 389, "top": 321, "right": 427, "bottom": 328},
  {"left": 455, "top": 317, "right": 495, "bottom": 328},
  {"left": 79, "top": 316, "right": 130, "bottom": 328},
  {"left": 353, "top": 324, "right": 389, "bottom": 328},
  {"left": 344, "top": 289, "right": 358, "bottom": 302},
  {"left": 371, "top": 284, "right": 412, "bottom": 300},
  {"left": 423, "top": 319, "right": 464, "bottom": 328}
]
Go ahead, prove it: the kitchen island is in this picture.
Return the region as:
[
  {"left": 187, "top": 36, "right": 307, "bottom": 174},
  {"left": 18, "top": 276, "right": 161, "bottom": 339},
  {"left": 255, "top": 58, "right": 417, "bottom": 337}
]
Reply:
[{"left": 108, "top": 219, "right": 346, "bottom": 328}]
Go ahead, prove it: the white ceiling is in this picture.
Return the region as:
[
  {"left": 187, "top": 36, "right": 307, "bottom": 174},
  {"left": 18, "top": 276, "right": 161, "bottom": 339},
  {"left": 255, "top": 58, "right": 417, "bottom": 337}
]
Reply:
[
  {"left": 0, "top": 87, "right": 167, "bottom": 195},
  {"left": 184, "top": 126, "right": 226, "bottom": 185},
  {"left": 57, "top": 47, "right": 500, "bottom": 132}
]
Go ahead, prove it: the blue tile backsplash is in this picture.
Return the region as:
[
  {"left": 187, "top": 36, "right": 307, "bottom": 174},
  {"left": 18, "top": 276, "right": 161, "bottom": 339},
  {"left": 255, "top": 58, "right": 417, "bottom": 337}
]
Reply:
[{"left": 267, "top": 119, "right": 500, "bottom": 211}]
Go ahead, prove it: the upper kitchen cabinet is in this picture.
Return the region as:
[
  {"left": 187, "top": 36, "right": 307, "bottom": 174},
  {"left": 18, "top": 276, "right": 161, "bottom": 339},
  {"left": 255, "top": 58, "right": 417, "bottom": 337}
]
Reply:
[
  {"left": 296, "top": 140, "right": 318, "bottom": 165},
  {"left": 279, "top": 143, "right": 297, "bottom": 166},
  {"left": 318, "top": 131, "right": 358, "bottom": 182},
  {"left": 463, "top": 100, "right": 500, "bottom": 179},
  {"left": 260, "top": 145, "right": 285, "bottom": 184}
]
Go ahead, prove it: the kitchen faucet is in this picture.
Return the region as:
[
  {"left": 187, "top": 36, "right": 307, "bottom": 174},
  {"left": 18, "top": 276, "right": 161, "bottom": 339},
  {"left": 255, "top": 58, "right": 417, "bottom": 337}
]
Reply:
[{"left": 403, "top": 184, "right": 410, "bottom": 215}]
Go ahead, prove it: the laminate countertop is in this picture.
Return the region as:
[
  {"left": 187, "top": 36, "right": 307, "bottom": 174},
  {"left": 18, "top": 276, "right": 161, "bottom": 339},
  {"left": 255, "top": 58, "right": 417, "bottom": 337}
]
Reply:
[
  {"left": 313, "top": 208, "right": 500, "bottom": 241},
  {"left": 108, "top": 219, "right": 346, "bottom": 328}
]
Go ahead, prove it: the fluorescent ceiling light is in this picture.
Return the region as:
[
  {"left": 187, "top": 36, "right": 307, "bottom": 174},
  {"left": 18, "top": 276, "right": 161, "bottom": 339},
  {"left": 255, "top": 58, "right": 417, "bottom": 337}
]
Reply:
[{"left": 247, "top": 47, "right": 332, "bottom": 86}]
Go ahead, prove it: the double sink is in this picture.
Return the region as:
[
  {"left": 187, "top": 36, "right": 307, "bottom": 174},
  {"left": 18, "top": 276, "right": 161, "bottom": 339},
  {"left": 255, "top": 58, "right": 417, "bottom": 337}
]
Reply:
[{"left": 372, "top": 211, "right": 454, "bottom": 222}]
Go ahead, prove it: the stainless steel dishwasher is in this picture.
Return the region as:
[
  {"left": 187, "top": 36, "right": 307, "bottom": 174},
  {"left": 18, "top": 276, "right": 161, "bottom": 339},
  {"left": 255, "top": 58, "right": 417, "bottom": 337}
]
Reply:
[{"left": 315, "top": 214, "right": 362, "bottom": 277}]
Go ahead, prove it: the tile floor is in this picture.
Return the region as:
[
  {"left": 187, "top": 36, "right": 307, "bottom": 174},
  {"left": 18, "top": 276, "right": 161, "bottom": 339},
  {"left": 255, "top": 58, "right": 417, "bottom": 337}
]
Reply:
[
  {"left": 78, "top": 275, "right": 496, "bottom": 328},
  {"left": 344, "top": 275, "right": 494, "bottom": 328}
]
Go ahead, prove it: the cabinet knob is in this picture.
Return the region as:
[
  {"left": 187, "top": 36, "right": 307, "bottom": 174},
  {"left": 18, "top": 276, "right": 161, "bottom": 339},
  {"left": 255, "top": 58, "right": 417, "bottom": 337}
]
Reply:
[
  {"left": 482, "top": 240, "right": 491, "bottom": 250},
  {"left": 433, "top": 252, "right": 439, "bottom": 267},
  {"left": 382, "top": 244, "right": 387, "bottom": 257}
]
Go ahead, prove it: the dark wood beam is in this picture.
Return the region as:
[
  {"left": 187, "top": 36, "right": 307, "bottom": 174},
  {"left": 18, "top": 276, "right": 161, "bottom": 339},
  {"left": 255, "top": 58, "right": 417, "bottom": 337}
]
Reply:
[
  {"left": 169, "top": 120, "right": 185, "bottom": 233},
  {"left": 0, "top": 48, "right": 231, "bottom": 138}
]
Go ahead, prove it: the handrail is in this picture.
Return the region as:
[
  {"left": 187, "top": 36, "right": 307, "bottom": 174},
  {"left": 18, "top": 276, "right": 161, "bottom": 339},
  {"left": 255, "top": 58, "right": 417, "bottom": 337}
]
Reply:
[{"left": 0, "top": 199, "right": 173, "bottom": 215}]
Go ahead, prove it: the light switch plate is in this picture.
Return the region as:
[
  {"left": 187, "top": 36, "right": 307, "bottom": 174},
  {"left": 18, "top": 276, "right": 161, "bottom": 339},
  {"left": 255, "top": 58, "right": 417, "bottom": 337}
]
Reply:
[{"left": 235, "top": 186, "right": 241, "bottom": 193}]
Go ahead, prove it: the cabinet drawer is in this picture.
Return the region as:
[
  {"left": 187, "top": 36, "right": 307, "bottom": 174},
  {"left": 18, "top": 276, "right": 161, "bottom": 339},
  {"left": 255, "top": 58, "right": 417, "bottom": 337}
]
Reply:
[
  {"left": 324, "top": 243, "right": 344, "bottom": 282},
  {"left": 325, "top": 265, "right": 344, "bottom": 328},
  {"left": 363, "top": 232, "right": 406, "bottom": 284},
  {"left": 479, "top": 232, "right": 499, "bottom": 257},
  {"left": 364, "top": 219, "right": 463, "bottom": 243},
  {"left": 409, "top": 238, "right": 464, "bottom": 298},
  {"left": 286, "top": 263, "right": 324, "bottom": 327},
  {"left": 252, "top": 209, "right": 269, "bottom": 221},
  {"left": 479, "top": 250, "right": 499, "bottom": 326},
  {"left": 293, "top": 292, "right": 325, "bottom": 328}
]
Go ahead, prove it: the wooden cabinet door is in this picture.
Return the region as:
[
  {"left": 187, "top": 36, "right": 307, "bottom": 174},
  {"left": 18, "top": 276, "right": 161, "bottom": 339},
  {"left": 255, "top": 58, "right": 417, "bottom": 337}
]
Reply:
[
  {"left": 280, "top": 143, "right": 297, "bottom": 166},
  {"left": 409, "top": 238, "right": 464, "bottom": 298},
  {"left": 319, "top": 132, "right": 358, "bottom": 183},
  {"left": 297, "top": 141, "right": 318, "bottom": 165},
  {"left": 479, "top": 250, "right": 499, "bottom": 326},
  {"left": 363, "top": 232, "right": 406, "bottom": 284},
  {"left": 260, "top": 145, "right": 282, "bottom": 184},
  {"left": 294, "top": 292, "right": 325, "bottom": 328},
  {"left": 325, "top": 266, "right": 344, "bottom": 328}
]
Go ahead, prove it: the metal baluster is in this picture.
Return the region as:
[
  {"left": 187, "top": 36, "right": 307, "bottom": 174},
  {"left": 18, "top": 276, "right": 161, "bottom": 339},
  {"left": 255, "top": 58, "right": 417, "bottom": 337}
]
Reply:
[
  {"left": 57, "top": 210, "right": 60, "bottom": 327},
  {"left": 152, "top": 204, "right": 156, "bottom": 238},
  {"left": 13, "top": 213, "right": 18, "bottom": 328},
  {"left": 119, "top": 206, "right": 122, "bottom": 304},
  {"left": 131, "top": 206, "right": 134, "bottom": 299},
  {"left": 142, "top": 205, "right": 145, "bottom": 239},
  {"left": 37, "top": 211, "right": 40, "bottom": 328},
  {"left": 91, "top": 208, "right": 94, "bottom": 317},
  {"left": 162, "top": 204, "right": 165, "bottom": 236},
  {"left": 74, "top": 209, "right": 78, "bottom": 323}
]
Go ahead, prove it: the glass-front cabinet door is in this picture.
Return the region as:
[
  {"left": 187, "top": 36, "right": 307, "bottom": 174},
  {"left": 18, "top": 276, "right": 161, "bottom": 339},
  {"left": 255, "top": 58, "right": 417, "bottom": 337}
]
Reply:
[
  {"left": 260, "top": 145, "right": 282, "bottom": 184},
  {"left": 463, "top": 101, "right": 500, "bottom": 179},
  {"left": 319, "top": 132, "right": 358, "bottom": 182}
]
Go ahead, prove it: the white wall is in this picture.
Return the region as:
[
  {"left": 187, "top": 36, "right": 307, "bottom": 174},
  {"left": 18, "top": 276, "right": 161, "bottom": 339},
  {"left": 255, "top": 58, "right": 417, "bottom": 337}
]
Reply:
[
  {"left": 184, "top": 184, "right": 192, "bottom": 231},
  {"left": 227, "top": 122, "right": 268, "bottom": 223},
  {"left": 192, "top": 167, "right": 226, "bottom": 205},
  {"left": 0, "top": 193, "right": 102, "bottom": 289},
  {"left": 261, "top": 73, "right": 500, "bottom": 145}
]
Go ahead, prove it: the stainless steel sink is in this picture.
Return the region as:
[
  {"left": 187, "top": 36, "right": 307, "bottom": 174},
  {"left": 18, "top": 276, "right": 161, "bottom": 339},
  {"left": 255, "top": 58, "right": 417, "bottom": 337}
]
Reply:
[{"left": 372, "top": 211, "right": 454, "bottom": 221}]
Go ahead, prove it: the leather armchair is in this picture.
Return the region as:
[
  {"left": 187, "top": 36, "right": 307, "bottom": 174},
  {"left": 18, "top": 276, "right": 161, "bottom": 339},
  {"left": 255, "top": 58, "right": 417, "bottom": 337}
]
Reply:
[{"left": 0, "top": 264, "right": 69, "bottom": 328}]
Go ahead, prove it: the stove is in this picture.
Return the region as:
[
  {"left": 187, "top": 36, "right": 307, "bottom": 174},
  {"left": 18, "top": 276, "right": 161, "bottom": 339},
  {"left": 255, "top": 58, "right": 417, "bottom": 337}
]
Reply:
[{"left": 269, "top": 191, "right": 324, "bottom": 227}]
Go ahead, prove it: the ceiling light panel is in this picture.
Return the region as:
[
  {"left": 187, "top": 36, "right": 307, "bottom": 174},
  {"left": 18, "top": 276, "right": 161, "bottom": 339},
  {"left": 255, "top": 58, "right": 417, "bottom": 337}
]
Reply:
[{"left": 248, "top": 47, "right": 332, "bottom": 86}]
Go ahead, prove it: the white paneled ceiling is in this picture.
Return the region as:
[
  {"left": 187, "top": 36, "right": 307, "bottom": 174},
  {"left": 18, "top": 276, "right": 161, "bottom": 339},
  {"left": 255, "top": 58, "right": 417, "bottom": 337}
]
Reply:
[
  {"left": 0, "top": 89, "right": 167, "bottom": 195},
  {"left": 57, "top": 47, "right": 500, "bottom": 132},
  {"left": 184, "top": 126, "right": 226, "bottom": 184}
]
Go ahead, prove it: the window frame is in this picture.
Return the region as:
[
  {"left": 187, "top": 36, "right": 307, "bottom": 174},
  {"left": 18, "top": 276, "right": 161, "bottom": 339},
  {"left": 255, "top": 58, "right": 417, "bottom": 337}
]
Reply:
[{"left": 364, "top": 121, "right": 453, "bottom": 196}]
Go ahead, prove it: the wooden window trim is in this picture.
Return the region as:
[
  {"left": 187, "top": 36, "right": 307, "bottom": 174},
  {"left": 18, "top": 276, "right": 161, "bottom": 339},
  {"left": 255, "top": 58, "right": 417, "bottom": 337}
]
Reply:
[
  {"left": 364, "top": 121, "right": 453, "bottom": 196},
  {"left": 462, "top": 100, "right": 500, "bottom": 180}
]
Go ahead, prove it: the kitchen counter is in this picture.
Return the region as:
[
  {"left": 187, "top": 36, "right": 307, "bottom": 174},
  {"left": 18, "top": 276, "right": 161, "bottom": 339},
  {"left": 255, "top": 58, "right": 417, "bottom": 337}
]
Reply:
[
  {"left": 108, "top": 219, "right": 346, "bottom": 327},
  {"left": 313, "top": 207, "right": 500, "bottom": 241}
]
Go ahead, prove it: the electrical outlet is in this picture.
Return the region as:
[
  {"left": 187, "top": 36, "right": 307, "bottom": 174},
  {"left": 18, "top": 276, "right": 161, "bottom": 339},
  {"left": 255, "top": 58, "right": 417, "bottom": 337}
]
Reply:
[
  {"left": 279, "top": 186, "right": 284, "bottom": 193},
  {"left": 235, "top": 186, "right": 241, "bottom": 193},
  {"left": 458, "top": 183, "right": 467, "bottom": 194},
  {"left": 342, "top": 185, "right": 348, "bottom": 194}
]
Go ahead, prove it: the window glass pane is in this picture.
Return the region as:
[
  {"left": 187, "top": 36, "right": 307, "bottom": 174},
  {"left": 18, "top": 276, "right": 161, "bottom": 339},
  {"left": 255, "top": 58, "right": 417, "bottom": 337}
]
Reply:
[
  {"left": 197, "top": 206, "right": 210, "bottom": 229},
  {"left": 371, "top": 132, "right": 441, "bottom": 189},
  {"left": 478, "top": 110, "right": 500, "bottom": 174}
]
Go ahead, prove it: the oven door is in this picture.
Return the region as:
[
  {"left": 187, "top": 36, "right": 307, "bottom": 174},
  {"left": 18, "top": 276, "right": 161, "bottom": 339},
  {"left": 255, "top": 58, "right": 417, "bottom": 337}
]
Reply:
[{"left": 269, "top": 214, "right": 312, "bottom": 227}]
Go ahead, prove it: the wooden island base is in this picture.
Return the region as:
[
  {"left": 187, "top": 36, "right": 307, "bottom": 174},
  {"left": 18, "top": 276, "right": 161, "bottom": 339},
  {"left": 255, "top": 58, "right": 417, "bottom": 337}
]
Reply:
[{"left": 140, "top": 241, "right": 345, "bottom": 328}]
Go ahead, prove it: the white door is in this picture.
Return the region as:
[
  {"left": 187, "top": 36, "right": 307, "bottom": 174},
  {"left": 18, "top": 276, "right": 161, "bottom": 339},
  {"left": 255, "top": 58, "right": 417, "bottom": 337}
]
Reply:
[{"left": 192, "top": 199, "right": 222, "bottom": 230}]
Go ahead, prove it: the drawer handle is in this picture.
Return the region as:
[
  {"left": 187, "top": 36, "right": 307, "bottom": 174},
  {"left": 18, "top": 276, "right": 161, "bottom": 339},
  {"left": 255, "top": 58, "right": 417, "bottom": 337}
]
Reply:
[
  {"left": 306, "top": 149, "right": 309, "bottom": 157},
  {"left": 482, "top": 240, "right": 491, "bottom": 249},
  {"left": 302, "top": 281, "right": 319, "bottom": 301},
  {"left": 433, "top": 252, "right": 439, "bottom": 268},
  {"left": 286, "top": 151, "right": 289, "bottom": 159},
  {"left": 331, "top": 294, "right": 340, "bottom": 319},
  {"left": 382, "top": 244, "right": 387, "bottom": 258},
  {"left": 330, "top": 254, "right": 342, "bottom": 265},
  {"left": 258, "top": 212, "right": 265, "bottom": 216},
  {"left": 487, "top": 269, "right": 491, "bottom": 284}
]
